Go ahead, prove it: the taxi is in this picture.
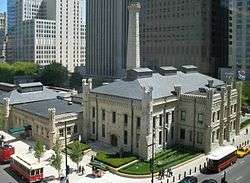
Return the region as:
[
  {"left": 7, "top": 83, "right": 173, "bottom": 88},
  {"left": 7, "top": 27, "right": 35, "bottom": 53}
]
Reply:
[{"left": 236, "top": 146, "right": 250, "bottom": 158}]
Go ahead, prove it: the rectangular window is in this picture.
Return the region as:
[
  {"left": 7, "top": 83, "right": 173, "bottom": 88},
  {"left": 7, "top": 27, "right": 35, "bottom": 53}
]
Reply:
[
  {"left": 124, "top": 114, "right": 128, "bottom": 127},
  {"left": 217, "top": 110, "right": 220, "bottom": 120},
  {"left": 212, "top": 112, "right": 215, "bottom": 122},
  {"left": 180, "top": 129, "right": 185, "bottom": 140},
  {"left": 74, "top": 125, "right": 78, "bottom": 134},
  {"left": 59, "top": 129, "right": 63, "bottom": 137},
  {"left": 159, "top": 131, "right": 162, "bottom": 145},
  {"left": 159, "top": 114, "right": 163, "bottom": 126},
  {"left": 136, "top": 134, "right": 140, "bottom": 148},
  {"left": 112, "top": 112, "right": 116, "bottom": 123},
  {"left": 102, "top": 124, "right": 105, "bottom": 138},
  {"left": 166, "top": 112, "right": 169, "bottom": 124},
  {"left": 171, "top": 127, "right": 174, "bottom": 139},
  {"left": 189, "top": 131, "right": 192, "bottom": 142},
  {"left": 216, "top": 129, "right": 219, "bottom": 139},
  {"left": 212, "top": 131, "right": 215, "bottom": 143},
  {"left": 67, "top": 127, "right": 71, "bottom": 135},
  {"left": 234, "top": 104, "right": 237, "bottom": 113},
  {"left": 102, "top": 109, "right": 105, "bottom": 120},
  {"left": 124, "top": 130, "right": 128, "bottom": 145},
  {"left": 92, "top": 107, "right": 95, "bottom": 118},
  {"left": 198, "top": 113, "right": 203, "bottom": 124},
  {"left": 197, "top": 132, "right": 203, "bottom": 144},
  {"left": 153, "top": 116, "right": 156, "bottom": 128},
  {"left": 181, "top": 111, "right": 186, "bottom": 121},
  {"left": 137, "top": 117, "right": 141, "bottom": 129},
  {"left": 92, "top": 122, "right": 95, "bottom": 134},
  {"left": 172, "top": 111, "right": 174, "bottom": 122}
]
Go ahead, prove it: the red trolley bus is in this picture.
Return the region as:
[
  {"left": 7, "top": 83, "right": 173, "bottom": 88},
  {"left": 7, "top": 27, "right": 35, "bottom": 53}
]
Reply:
[
  {"left": 10, "top": 154, "right": 44, "bottom": 183},
  {"left": 207, "top": 145, "right": 237, "bottom": 172},
  {"left": 0, "top": 131, "right": 16, "bottom": 163}
]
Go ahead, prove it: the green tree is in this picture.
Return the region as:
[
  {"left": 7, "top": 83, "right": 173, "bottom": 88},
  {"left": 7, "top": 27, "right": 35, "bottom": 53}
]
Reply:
[
  {"left": 69, "top": 141, "right": 84, "bottom": 170},
  {"left": 51, "top": 139, "right": 62, "bottom": 179},
  {"left": 40, "top": 63, "right": 69, "bottom": 87},
  {"left": 69, "top": 72, "right": 83, "bottom": 91},
  {"left": 242, "top": 81, "right": 250, "bottom": 106},
  {"left": 0, "top": 107, "right": 4, "bottom": 130},
  {"left": 34, "top": 139, "right": 45, "bottom": 163},
  {"left": 0, "top": 62, "right": 39, "bottom": 83}
]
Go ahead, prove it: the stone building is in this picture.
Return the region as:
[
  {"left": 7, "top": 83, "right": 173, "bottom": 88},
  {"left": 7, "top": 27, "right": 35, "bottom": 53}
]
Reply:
[
  {"left": 0, "top": 82, "right": 82, "bottom": 148},
  {"left": 82, "top": 67, "right": 242, "bottom": 160}
]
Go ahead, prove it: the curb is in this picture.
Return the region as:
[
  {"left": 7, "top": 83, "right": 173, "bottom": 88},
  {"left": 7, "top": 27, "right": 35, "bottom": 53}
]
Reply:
[{"left": 109, "top": 154, "right": 205, "bottom": 179}]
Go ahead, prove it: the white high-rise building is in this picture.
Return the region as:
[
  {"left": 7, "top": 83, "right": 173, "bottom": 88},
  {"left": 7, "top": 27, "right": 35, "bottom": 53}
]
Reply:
[
  {"left": 7, "top": 0, "right": 85, "bottom": 72},
  {"left": 0, "top": 12, "right": 7, "bottom": 62}
]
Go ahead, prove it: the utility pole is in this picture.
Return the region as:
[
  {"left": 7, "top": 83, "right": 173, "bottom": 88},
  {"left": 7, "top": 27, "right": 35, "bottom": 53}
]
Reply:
[
  {"left": 65, "top": 121, "right": 69, "bottom": 183},
  {"left": 148, "top": 128, "right": 156, "bottom": 183}
]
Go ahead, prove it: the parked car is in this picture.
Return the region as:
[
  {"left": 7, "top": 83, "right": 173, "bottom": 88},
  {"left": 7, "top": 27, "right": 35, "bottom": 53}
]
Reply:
[
  {"left": 236, "top": 146, "right": 250, "bottom": 158},
  {"left": 41, "top": 175, "right": 55, "bottom": 183},
  {"left": 201, "top": 179, "right": 217, "bottom": 183},
  {"left": 179, "top": 176, "right": 198, "bottom": 183}
]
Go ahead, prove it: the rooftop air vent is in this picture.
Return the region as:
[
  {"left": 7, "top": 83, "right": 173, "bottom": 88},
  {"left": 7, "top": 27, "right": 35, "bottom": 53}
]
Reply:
[
  {"left": 159, "top": 66, "right": 177, "bottom": 76},
  {"left": 181, "top": 65, "right": 198, "bottom": 73},
  {"left": 126, "top": 68, "right": 153, "bottom": 80}
]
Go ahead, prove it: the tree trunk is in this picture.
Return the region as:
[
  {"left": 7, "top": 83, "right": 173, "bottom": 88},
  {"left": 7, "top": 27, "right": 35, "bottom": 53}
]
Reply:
[{"left": 58, "top": 170, "right": 60, "bottom": 179}]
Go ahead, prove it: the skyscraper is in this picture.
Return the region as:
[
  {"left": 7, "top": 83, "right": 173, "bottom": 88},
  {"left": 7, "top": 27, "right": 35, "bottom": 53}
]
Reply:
[
  {"left": 139, "top": 0, "right": 230, "bottom": 77},
  {"left": 7, "top": 0, "right": 84, "bottom": 72},
  {"left": 230, "top": 0, "right": 250, "bottom": 75},
  {"left": 86, "top": 0, "right": 129, "bottom": 78},
  {"left": 0, "top": 12, "right": 7, "bottom": 61}
]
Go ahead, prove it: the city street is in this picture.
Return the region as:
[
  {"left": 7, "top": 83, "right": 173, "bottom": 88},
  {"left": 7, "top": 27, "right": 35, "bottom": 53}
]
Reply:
[
  {"left": 0, "top": 164, "right": 20, "bottom": 183},
  {"left": 197, "top": 155, "right": 250, "bottom": 183}
]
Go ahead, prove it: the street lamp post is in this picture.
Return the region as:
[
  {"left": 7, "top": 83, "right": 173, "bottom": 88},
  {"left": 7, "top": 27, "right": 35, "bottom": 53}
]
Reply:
[
  {"left": 148, "top": 128, "right": 156, "bottom": 183},
  {"left": 65, "top": 121, "right": 69, "bottom": 183}
]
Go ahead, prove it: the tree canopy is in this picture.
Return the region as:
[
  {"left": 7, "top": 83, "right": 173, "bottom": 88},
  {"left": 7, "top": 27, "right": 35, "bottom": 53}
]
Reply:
[
  {"left": 242, "top": 81, "right": 250, "bottom": 106},
  {"left": 51, "top": 139, "right": 62, "bottom": 178},
  {"left": 69, "top": 141, "right": 84, "bottom": 170},
  {"left": 34, "top": 139, "right": 45, "bottom": 163},
  {"left": 0, "top": 62, "right": 39, "bottom": 83},
  {"left": 40, "top": 63, "right": 69, "bottom": 87}
]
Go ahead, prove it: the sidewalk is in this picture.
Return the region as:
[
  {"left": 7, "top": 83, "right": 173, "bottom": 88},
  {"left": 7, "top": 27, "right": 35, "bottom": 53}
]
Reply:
[{"left": 46, "top": 128, "right": 250, "bottom": 183}]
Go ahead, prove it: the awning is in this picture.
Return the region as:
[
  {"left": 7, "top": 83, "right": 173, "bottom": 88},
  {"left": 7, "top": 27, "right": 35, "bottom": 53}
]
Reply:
[{"left": 8, "top": 127, "right": 25, "bottom": 135}]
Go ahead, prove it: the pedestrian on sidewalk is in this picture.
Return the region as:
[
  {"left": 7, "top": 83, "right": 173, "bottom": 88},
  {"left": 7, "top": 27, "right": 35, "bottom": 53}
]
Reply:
[
  {"left": 246, "top": 128, "right": 248, "bottom": 135},
  {"left": 81, "top": 166, "right": 85, "bottom": 175},
  {"left": 78, "top": 165, "right": 82, "bottom": 174}
]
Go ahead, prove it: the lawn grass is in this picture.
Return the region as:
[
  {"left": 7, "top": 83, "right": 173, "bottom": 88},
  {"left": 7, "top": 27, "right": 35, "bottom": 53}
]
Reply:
[
  {"left": 119, "top": 146, "right": 200, "bottom": 175},
  {"left": 95, "top": 151, "right": 138, "bottom": 168},
  {"left": 63, "top": 142, "right": 90, "bottom": 155},
  {"left": 241, "top": 119, "right": 250, "bottom": 129}
]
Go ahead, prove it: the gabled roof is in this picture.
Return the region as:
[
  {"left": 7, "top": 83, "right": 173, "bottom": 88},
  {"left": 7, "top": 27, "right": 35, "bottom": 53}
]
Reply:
[{"left": 92, "top": 71, "right": 224, "bottom": 100}]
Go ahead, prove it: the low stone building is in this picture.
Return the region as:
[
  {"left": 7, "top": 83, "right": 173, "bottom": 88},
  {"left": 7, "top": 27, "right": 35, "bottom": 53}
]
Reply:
[
  {"left": 0, "top": 82, "right": 82, "bottom": 148},
  {"left": 82, "top": 66, "right": 242, "bottom": 160}
]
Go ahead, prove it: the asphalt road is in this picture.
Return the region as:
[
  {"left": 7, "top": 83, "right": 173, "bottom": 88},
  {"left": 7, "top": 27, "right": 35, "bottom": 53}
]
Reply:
[
  {"left": 197, "top": 155, "right": 250, "bottom": 183},
  {"left": 0, "top": 164, "right": 24, "bottom": 183}
]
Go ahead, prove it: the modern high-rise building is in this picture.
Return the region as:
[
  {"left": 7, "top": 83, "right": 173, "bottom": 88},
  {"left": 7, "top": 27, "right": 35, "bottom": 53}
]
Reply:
[
  {"left": 139, "top": 0, "right": 230, "bottom": 77},
  {"left": 86, "top": 0, "right": 129, "bottom": 78},
  {"left": 230, "top": 0, "right": 250, "bottom": 74},
  {"left": 0, "top": 12, "right": 7, "bottom": 62},
  {"left": 7, "top": 0, "right": 85, "bottom": 72}
]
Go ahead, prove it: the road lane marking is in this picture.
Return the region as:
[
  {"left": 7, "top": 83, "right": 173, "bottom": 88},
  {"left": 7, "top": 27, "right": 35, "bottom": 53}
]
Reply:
[{"left": 235, "top": 176, "right": 242, "bottom": 181}]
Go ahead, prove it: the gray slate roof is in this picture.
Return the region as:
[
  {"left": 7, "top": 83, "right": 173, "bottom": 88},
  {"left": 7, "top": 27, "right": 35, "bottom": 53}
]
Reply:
[
  {"left": 14, "top": 99, "right": 82, "bottom": 119},
  {"left": 0, "top": 86, "right": 67, "bottom": 105},
  {"left": 92, "top": 71, "right": 224, "bottom": 100}
]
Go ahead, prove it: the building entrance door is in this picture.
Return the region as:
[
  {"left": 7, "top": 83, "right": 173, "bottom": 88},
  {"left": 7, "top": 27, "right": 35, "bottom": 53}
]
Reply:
[{"left": 110, "top": 135, "right": 118, "bottom": 147}]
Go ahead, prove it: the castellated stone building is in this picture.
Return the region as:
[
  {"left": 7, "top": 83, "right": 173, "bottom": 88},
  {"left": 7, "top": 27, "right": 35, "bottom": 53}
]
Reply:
[
  {"left": 82, "top": 1, "right": 242, "bottom": 160},
  {"left": 0, "top": 82, "right": 83, "bottom": 148},
  {"left": 82, "top": 67, "right": 242, "bottom": 160}
]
